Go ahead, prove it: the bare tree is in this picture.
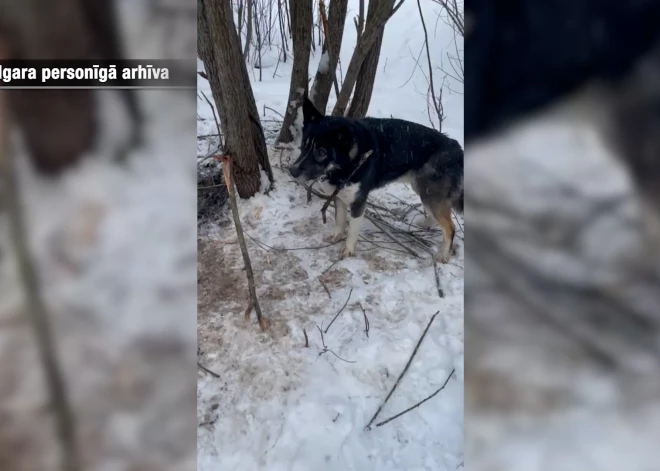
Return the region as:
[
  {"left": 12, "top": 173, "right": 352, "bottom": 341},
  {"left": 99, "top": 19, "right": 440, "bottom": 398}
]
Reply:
[
  {"left": 276, "top": 0, "right": 313, "bottom": 144},
  {"left": 346, "top": 0, "right": 394, "bottom": 118},
  {"left": 198, "top": 0, "right": 273, "bottom": 198},
  {"left": 331, "top": 0, "right": 406, "bottom": 116},
  {"left": 310, "top": 0, "right": 348, "bottom": 114}
]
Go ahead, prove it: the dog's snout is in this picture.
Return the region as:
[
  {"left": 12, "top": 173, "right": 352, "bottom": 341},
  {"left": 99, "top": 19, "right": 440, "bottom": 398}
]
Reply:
[{"left": 288, "top": 165, "right": 302, "bottom": 178}]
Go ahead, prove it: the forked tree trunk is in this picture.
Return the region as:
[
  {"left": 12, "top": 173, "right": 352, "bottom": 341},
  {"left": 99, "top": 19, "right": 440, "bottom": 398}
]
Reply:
[
  {"left": 332, "top": 0, "right": 402, "bottom": 116},
  {"left": 277, "top": 0, "right": 313, "bottom": 144},
  {"left": 310, "top": 0, "right": 348, "bottom": 114},
  {"left": 198, "top": 0, "right": 273, "bottom": 198},
  {"left": 346, "top": 0, "right": 393, "bottom": 118}
]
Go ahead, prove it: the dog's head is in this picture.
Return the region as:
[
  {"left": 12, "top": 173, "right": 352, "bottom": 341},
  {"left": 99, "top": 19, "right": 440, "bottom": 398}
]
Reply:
[{"left": 288, "top": 97, "right": 359, "bottom": 181}]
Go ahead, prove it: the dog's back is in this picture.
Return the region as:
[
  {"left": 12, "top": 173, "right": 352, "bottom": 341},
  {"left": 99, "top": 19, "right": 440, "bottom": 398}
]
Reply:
[{"left": 357, "top": 117, "right": 462, "bottom": 182}]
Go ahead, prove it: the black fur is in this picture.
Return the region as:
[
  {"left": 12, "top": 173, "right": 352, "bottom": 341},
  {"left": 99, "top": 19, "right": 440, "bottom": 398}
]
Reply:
[
  {"left": 289, "top": 97, "right": 464, "bottom": 261},
  {"left": 290, "top": 97, "right": 463, "bottom": 212}
]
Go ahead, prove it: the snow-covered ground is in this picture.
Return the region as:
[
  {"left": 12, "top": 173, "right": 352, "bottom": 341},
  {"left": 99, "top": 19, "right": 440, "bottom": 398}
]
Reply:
[
  {"left": 197, "top": 2, "right": 464, "bottom": 470},
  {"left": 0, "top": 1, "right": 197, "bottom": 469}
]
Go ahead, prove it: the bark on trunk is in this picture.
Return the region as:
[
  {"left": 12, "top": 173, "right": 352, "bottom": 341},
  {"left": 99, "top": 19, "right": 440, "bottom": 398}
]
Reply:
[
  {"left": 310, "top": 0, "right": 348, "bottom": 114},
  {"left": 346, "top": 0, "right": 393, "bottom": 118},
  {"left": 198, "top": 0, "right": 273, "bottom": 198},
  {"left": 276, "top": 0, "right": 313, "bottom": 144}
]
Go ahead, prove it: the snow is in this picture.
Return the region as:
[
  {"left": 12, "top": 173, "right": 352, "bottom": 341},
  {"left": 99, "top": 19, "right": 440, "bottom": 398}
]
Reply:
[
  {"left": 318, "top": 51, "right": 330, "bottom": 74},
  {"left": 465, "top": 88, "right": 660, "bottom": 468},
  {"left": 197, "top": 1, "right": 463, "bottom": 470},
  {"left": 0, "top": 1, "right": 197, "bottom": 469}
]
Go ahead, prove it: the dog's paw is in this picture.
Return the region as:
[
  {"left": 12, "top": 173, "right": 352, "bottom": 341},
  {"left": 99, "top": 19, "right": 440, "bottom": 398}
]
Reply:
[
  {"left": 435, "top": 251, "right": 451, "bottom": 264},
  {"left": 340, "top": 246, "right": 355, "bottom": 259},
  {"left": 325, "top": 232, "right": 344, "bottom": 243}
]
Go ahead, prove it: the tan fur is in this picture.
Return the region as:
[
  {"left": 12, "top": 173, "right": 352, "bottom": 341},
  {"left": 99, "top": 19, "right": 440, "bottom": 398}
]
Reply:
[{"left": 429, "top": 201, "right": 455, "bottom": 263}]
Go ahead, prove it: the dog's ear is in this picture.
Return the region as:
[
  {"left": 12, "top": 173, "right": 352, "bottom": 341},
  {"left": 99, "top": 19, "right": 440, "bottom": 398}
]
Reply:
[{"left": 302, "top": 96, "right": 323, "bottom": 125}]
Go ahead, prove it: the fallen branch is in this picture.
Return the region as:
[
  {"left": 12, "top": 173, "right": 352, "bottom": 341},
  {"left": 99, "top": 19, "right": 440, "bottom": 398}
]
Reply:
[
  {"left": 325, "top": 288, "right": 353, "bottom": 333},
  {"left": 0, "top": 80, "right": 81, "bottom": 471},
  {"left": 433, "top": 258, "right": 445, "bottom": 298},
  {"left": 375, "top": 367, "right": 455, "bottom": 428},
  {"left": 365, "top": 310, "right": 440, "bottom": 430},
  {"left": 359, "top": 302, "right": 370, "bottom": 338},
  {"left": 197, "top": 362, "right": 221, "bottom": 378},
  {"left": 217, "top": 154, "right": 269, "bottom": 331}
]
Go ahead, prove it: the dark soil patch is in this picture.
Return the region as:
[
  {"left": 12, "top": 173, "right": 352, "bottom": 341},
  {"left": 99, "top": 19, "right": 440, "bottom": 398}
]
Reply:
[{"left": 198, "top": 160, "right": 227, "bottom": 225}]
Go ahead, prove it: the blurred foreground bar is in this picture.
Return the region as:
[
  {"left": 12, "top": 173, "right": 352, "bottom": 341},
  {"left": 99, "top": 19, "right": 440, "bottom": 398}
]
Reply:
[
  {"left": 0, "top": 1, "right": 197, "bottom": 470},
  {"left": 465, "top": 0, "right": 660, "bottom": 469}
]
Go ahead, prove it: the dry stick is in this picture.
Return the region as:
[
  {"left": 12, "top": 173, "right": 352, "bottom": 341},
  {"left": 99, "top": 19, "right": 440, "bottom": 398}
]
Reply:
[
  {"left": 197, "top": 362, "right": 221, "bottom": 378},
  {"left": 367, "top": 215, "right": 420, "bottom": 258},
  {"left": 359, "top": 302, "right": 369, "bottom": 338},
  {"left": 0, "top": 83, "right": 81, "bottom": 471},
  {"left": 321, "top": 150, "right": 372, "bottom": 223},
  {"left": 416, "top": 0, "right": 442, "bottom": 128},
  {"left": 318, "top": 277, "right": 332, "bottom": 299},
  {"left": 303, "top": 328, "right": 309, "bottom": 347},
  {"left": 217, "top": 154, "right": 269, "bottom": 331},
  {"left": 375, "top": 368, "right": 455, "bottom": 428},
  {"left": 433, "top": 258, "right": 445, "bottom": 298},
  {"left": 365, "top": 310, "right": 440, "bottom": 430},
  {"left": 201, "top": 90, "right": 222, "bottom": 143},
  {"left": 325, "top": 288, "right": 353, "bottom": 333}
]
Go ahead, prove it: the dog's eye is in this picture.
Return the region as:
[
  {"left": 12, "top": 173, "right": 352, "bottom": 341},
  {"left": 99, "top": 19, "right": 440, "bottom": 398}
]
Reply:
[{"left": 315, "top": 148, "right": 328, "bottom": 161}]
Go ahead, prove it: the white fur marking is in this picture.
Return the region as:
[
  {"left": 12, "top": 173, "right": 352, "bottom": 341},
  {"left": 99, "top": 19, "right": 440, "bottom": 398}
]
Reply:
[
  {"left": 349, "top": 143, "right": 359, "bottom": 159},
  {"left": 337, "top": 182, "right": 361, "bottom": 205},
  {"left": 343, "top": 213, "right": 365, "bottom": 256}
]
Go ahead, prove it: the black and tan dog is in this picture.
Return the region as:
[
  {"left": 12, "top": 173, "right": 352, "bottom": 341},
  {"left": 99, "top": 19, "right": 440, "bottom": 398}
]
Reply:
[{"left": 289, "top": 97, "right": 463, "bottom": 262}]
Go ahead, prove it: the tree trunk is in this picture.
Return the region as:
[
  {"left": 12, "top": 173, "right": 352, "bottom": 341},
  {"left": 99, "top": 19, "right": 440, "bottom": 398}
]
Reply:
[
  {"left": 331, "top": 0, "right": 400, "bottom": 116},
  {"left": 346, "top": 0, "right": 393, "bottom": 118},
  {"left": 243, "top": 0, "right": 253, "bottom": 61},
  {"left": 276, "top": 0, "right": 313, "bottom": 144},
  {"left": 198, "top": 0, "right": 273, "bottom": 198},
  {"left": 310, "top": 0, "right": 348, "bottom": 114}
]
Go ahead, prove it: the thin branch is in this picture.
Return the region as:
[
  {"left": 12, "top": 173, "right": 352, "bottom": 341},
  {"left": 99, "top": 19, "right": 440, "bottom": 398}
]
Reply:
[
  {"left": 375, "top": 368, "right": 455, "bottom": 427},
  {"left": 325, "top": 288, "right": 353, "bottom": 333},
  {"left": 197, "top": 362, "right": 221, "bottom": 378},
  {"left": 365, "top": 311, "right": 440, "bottom": 430}
]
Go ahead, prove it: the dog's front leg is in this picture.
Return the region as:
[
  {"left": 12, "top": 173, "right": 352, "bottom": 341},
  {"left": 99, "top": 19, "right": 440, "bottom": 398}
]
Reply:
[
  {"left": 326, "top": 198, "right": 347, "bottom": 243},
  {"left": 341, "top": 199, "right": 367, "bottom": 259}
]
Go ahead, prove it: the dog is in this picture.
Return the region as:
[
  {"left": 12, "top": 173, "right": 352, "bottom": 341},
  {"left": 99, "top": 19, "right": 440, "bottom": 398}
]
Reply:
[{"left": 288, "top": 97, "right": 463, "bottom": 263}]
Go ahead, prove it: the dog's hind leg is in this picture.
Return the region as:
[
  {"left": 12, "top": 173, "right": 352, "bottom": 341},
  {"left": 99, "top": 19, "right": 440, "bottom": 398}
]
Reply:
[
  {"left": 428, "top": 200, "right": 455, "bottom": 263},
  {"left": 341, "top": 198, "right": 367, "bottom": 259},
  {"left": 326, "top": 198, "right": 348, "bottom": 243}
]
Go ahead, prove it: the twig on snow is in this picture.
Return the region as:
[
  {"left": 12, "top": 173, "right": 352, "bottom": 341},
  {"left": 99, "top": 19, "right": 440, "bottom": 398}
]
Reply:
[
  {"left": 359, "top": 302, "right": 370, "bottom": 338},
  {"left": 319, "top": 277, "right": 332, "bottom": 299},
  {"left": 433, "top": 258, "right": 445, "bottom": 298},
  {"left": 365, "top": 311, "right": 440, "bottom": 430},
  {"left": 325, "top": 288, "right": 353, "bottom": 333},
  {"left": 375, "top": 368, "right": 455, "bottom": 428},
  {"left": 197, "top": 362, "right": 221, "bottom": 378}
]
